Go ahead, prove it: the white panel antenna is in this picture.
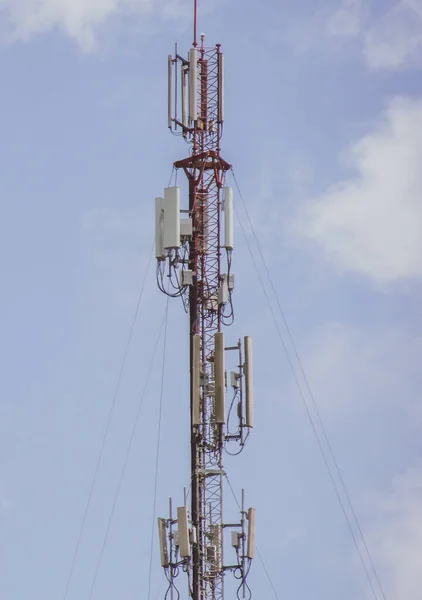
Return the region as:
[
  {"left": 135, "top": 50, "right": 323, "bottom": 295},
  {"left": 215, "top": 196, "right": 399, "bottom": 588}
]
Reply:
[
  {"left": 244, "top": 336, "right": 253, "bottom": 428},
  {"left": 246, "top": 508, "right": 256, "bottom": 559},
  {"left": 155, "top": 197, "right": 165, "bottom": 260},
  {"left": 177, "top": 506, "right": 191, "bottom": 558},
  {"left": 193, "top": 334, "right": 201, "bottom": 425},
  {"left": 223, "top": 187, "right": 234, "bottom": 250},
  {"left": 163, "top": 187, "right": 180, "bottom": 249},
  {"left": 214, "top": 332, "right": 225, "bottom": 424},
  {"left": 157, "top": 517, "right": 169, "bottom": 567},
  {"left": 189, "top": 48, "right": 197, "bottom": 122}
]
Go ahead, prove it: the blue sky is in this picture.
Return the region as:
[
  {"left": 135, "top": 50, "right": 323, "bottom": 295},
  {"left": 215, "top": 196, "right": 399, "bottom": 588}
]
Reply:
[{"left": 0, "top": 0, "right": 421, "bottom": 599}]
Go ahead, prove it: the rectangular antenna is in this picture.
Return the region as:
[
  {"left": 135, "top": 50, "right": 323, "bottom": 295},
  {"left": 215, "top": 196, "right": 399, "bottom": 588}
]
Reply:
[
  {"left": 244, "top": 336, "right": 253, "bottom": 428},
  {"left": 218, "top": 53, "right": 224, "bottom": 123},
  {"left": 223, "top": 187, "right": 233, "bottom": 250},
  {"left": 214, "top": 332, "right": 225, "bottom": 424},
  {"left": 157, "top": 518, "right": 169, "bottom": 567},
  {"left": 155, "top": 197, "right": 165, "bottom": 260},
  {"left": 167, "top": 55, "right": 172, "bottom": 129},
  {"left": 192, "top": 334, "right": 200, "bottom": 425},
  {"left": 189, "top": 48, "right": 197, "bottom": 122},
  {"left": 163, "top": 187, "right": 180, "bottom": 249},
  {"left": 177, "top": 506, "right": 191, "bottom": 558},
  {"left": 246, "top": 508, "right": 256, "bottom": 559}
]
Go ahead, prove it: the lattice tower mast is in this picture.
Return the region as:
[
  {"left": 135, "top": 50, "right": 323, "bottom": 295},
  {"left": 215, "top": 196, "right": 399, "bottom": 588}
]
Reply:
[{"left": 155, "top": 3, "right": 255, "bottom": 600}]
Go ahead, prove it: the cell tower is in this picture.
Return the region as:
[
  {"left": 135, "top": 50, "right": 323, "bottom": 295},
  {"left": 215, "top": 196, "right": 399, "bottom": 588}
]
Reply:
[{"left": 155, "top": 2, "right": 255, "bottom": 599}]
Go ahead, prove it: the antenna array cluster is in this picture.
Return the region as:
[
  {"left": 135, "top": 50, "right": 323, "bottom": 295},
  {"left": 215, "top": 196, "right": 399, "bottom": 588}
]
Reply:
[
  {"left": 168, "top": 40, "right": 224, "bottom": 139},
  {"left": 158, "top": 494, "right": 255, "bottom": 599},
  {"left": 155, "top": 185, "right": 235, "bottom": 321}
]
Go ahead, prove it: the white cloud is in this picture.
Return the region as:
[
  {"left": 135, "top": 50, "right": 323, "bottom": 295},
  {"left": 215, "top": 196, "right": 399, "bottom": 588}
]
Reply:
[
  {"left": 366, "top": 467, "right": 422, "bottom": 600},
  {"left": 364, "top": 0, "right": 422, "bottom": 69},
  {"left": 293, "top": 96, "right": 422, "bottom": 284},
  {"left": 0, "top": 0, "right": 185, "bottom": 51}
]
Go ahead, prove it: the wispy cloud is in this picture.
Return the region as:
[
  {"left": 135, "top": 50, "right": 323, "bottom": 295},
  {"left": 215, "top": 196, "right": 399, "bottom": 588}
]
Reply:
[
  {"left": 0, "top": 0, "right": 189, "bottom": 51},
  {"left": 292, "top": 96, "right": 422, "bottom": 285}
]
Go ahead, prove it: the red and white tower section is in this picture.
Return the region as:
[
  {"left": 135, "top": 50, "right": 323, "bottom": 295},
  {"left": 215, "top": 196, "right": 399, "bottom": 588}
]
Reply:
[{"left": 155, "top": 23, "right": 255, "bottom": 600}]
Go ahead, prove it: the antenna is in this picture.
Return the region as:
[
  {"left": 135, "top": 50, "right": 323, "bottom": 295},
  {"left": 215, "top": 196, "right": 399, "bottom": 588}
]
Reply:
[
  {"left": 157, "top": 518, "right": 169, "bottom": 567},
  {"left": 247, "top": 508, "right": 256, "bottom": 559},
  {"left": 163, "top": 187, "right": 180, "bottom": 250},
  {"left": 214, "top": 332, "right": 225, "bottom": 424},
  {"left": 244, "top": 336, "right": 253, "bottom": 428},
  {"left": 189, "top": 49, "right": 197, "bottom": 123},
  {"left": 177, "top": 506, "right": 191, "bottom": 558},
  {"left": 223, "top": 187, "right": 233, "bottom": 250},
  {"left": 155, "top": 2, "right": 255, "bottom": 598}
]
